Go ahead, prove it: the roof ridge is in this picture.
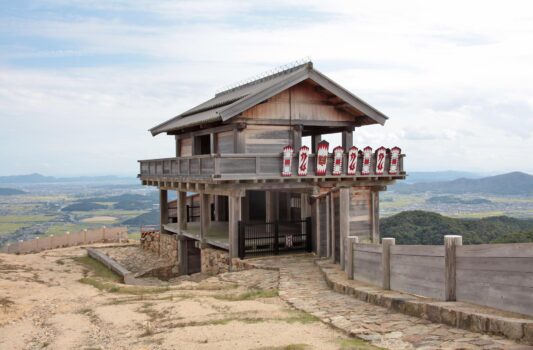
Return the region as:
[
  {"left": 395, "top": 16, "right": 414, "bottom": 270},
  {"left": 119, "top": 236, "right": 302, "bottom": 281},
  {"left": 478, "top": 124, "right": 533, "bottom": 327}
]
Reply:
[{"left": 214, "top": 59, "right": 313, "bottom": 97}]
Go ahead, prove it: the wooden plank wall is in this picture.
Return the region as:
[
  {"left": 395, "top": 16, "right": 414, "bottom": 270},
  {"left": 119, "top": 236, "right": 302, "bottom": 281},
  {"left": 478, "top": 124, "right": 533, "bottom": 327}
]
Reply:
[
  {"left": 180, "top": 137, "right": 192, "bottom": 157},
  {"left": 240, "top": 80, "right": 362, "bottom": 122},
  {"left": 242, "top": 125, "right": 290, "bottom": 153},
  {"left": 348, "top": 188, "right": 372, "bottom": 242},
  {"left": 217, "top": 130, "right": 234, "bottom": 154},
  {"left": 353, "top": 243, "right": 382, "bottom": 286},
  {"left": 390, "top": 245, "right": 445, "bottom": 300},
  {"left": 456, "top": 243, "right": 533, "bottom": 315},
  {"left": 333, "top": 191, "right": 340, "bottom": 263}
]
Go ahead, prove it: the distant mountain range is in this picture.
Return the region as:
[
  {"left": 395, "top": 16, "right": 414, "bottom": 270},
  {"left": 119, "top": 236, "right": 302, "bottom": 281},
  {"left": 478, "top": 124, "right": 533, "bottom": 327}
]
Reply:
[
  {"left": 405, "top": 171, "right": 484, "bottom": 184},
  {"left": 0, "top": 173, "right": 137, "bottom": 184},
  {"left": 395, "top": 172, "right": 533, "bottom": 195}
]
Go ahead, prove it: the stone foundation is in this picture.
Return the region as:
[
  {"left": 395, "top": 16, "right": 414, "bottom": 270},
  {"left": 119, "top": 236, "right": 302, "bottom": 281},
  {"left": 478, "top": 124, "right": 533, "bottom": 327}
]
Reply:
[
  {"left": 140, "top": 231, "right": 159, "bottom": 253},
  {"left": 159, "top": 232, "right": 178, "bottom": 264},
  {"left": 201, "top": 247, "right": 230, "bottom": 275}
]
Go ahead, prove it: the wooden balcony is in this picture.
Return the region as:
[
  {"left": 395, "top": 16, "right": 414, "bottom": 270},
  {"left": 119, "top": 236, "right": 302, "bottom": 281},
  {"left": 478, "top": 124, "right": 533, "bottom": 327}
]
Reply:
[{"left": 138, "top": 152, "right": 406, "bottom": 183}]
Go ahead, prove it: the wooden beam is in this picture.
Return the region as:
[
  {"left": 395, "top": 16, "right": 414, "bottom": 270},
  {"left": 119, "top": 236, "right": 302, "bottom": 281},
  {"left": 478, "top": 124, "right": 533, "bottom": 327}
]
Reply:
[
  {"left": 445, "top": 235, "right": 462, "bottom": 301},
  {"left": 342, "top": 129, "right": 353, "bottom": 149},
  {"left": 312, "top": 134, "right": 322, "bottom": 154},
  {"left": 159, "top": 189, "right": 169, "bottom": 234},
  {"left": 200, "top": 193, "right": 210, "bottom": 240},
  {"left": 339, "top": 187, "right": 350, "bottom": 270},
  {"left": 228, "top": 195, "right": 242, "bottom": 258},
  {"left": 178, "top": 191, "right": 187, "bottom": 231},
  {"left": 382, "top": 238, "right": 395, "bottom": 290}
]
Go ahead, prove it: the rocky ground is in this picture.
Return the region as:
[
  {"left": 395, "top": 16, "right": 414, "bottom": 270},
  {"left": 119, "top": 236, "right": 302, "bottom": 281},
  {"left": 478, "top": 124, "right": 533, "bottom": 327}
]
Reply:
[{"left": 0, "top": 244, "right": 377, "bottom": 350}]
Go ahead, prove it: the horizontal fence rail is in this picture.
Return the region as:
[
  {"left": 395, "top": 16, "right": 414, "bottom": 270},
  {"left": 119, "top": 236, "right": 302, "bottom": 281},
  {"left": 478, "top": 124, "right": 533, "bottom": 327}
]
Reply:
[
  {"left": 345, "top": 236, "right": 533, "bottom": 317},
  {"left": 0, "top": 227, "right": 128, "bottom": 254},
  {"left": 138, "top": 152, "right": 405, "bottom": 180},
  {"left": 238, "top": 217, "right": 312, "bottom": 259}
]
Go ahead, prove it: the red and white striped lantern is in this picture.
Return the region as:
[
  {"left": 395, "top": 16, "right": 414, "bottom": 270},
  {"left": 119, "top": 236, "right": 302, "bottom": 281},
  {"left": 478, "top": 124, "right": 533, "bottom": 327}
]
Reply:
[
  {"left": 281, "top": 145, "right": 293, "bottom": 176},
  {"left": 316, "top": 140, "right": 329, "bottom": 176},
  {"left": 298, "top": 146, "right": 310, "bottom": 176},
  {"left": 332, "top": 146, "right": 344, "bottom": 175},
  {"left": 347, "top": 146, "right": 358, "bottom": 175},
  {"left": 389, "top": 146, "right": 401, "bottom": 174},
  {"left": 361, "top": 146, "right": 373, "bottom": 175},
  {"left": 375, "top": 146, "right": 387, "bottom": 175}
]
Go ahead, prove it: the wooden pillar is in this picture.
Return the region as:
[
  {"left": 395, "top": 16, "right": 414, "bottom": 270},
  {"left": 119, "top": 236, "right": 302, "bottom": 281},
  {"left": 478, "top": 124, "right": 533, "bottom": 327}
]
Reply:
[
  {"left": 445, "top": 235, "right": 462, "bottom": 301},
  {"left": 312, "top": 197, "right": 320, "bottom": 254},
  {"left": 200, "top": 193, "right": 210, "bottom": 239},
  {"left": 228, "top": 195, "right": 242, "bottom": 258},
  {"left": 178, "top": 191, "right": 187, "bottom": 231},
  {"left": 210, "top": 133, "right": 216, "bottom": 154},
  {"left": 300, "top": 193, "right": 309, "bottom": 219},
  {"left": 159, "top": 189, "right": 169, "bottom": 233},
  {"left": 311, "top": 134, "right": 322, "bottom": 154},
  {"left": 346, "top": 236, "right": 359, "bottom": 279},
  {"left": 382, "top": 238, "right": 395, "bottom": 290},
  {"left": 265, "top": 191, "right": 277, "bottom": 222},
  {"left": 339, "top": 187, "right": 350, "bottom": 270},
  {"left": 213, "top": 195, "right": 219, "bottom": 222},
  {"left": 342, "top": 129, "right": 353, "bottom": 150},
  {"left": 178, "top": 236, "right": 188, "bottom": 275},
  {"left": 329, "top": 193, "right": 335, "bottom": 260},
  {"left": 371, "top": 190, "right": 380, "bottom": 243},
  {"left": 292, "top": 125, "right": 302, "bottom": 150}
]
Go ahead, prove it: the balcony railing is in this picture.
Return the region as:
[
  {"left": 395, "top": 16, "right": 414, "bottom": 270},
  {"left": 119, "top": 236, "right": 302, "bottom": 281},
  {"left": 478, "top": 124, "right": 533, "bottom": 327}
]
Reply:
[{"left": 139, "top": 152, "right": 405, "bottom": 181}]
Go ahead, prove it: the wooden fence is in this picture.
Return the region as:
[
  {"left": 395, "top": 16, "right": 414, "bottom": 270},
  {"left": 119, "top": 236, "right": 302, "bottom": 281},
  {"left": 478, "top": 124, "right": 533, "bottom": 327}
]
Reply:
[
  {"left": 346, "top": 236, "right": 533, "bottom": 317},
  {"left": 0, "top": 227, "right": 128, "bottom": 254}
]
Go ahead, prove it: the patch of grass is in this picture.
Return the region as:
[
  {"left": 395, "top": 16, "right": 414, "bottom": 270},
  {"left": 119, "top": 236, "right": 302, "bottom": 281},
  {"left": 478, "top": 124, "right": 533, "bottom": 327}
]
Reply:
[
  {"left": 337, "top": 338, "right": 386, "bottom": 350},
  {"left": 0, "top": 223, "right": 27, "bottom": 235},
  {"left": 0, "top": 215, "right": 55, "bottom": 223},
  {"left": 0, "top": 297, "right": 14, "bottom": 312},
  {"left": 255, "top": 345, "right": 309, "bottom": 350},
  {"left": 73, "top": 256, "right": 121, "bottom": 282},
  {"left": 79, "top": 276, "right": 170, "bottom": 295},
  {"left": 284, "top": 309, "right": 320, "bottom": 324},
  {"left": 213, "top": 289, "right": 278, "bottom": 301}
]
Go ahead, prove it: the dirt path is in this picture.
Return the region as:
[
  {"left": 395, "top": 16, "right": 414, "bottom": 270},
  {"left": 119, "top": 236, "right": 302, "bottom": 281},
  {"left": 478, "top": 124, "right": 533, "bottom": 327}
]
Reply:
[{"left": 0, "top": 245, "right": 377, "bottom": 350}]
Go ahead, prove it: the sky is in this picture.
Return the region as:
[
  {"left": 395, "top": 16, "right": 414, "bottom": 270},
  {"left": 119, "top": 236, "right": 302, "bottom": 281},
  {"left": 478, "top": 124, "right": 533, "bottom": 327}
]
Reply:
[{"left": 1, "top": 0, "right": 532, "bottom": 176}]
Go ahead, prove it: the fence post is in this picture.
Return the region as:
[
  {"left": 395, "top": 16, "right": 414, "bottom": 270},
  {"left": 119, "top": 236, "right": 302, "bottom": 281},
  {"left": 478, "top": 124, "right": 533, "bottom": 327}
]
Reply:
[
  {"left": 274, "top": 221, "right": 279, "bottom": 255},
  {"left": 66, "top": 231, "right": 70, "bottom": 247},
  {"left": 382, "top": 238, "right": 395, "bottom": 290},
  {"left": 102, "top": 226, "right": 107, "bottom": 242},
  {"left": 445, "top": 235, "right": 462, "bottom": 301},
  {"left": 35, "top": 237, "right": 40, "bottom": 252},
  {"left": 50, "top": 234, "right": 55, "bottom": 249},
  {"left": 83, "top": 229, "right": 87, "bottom": 244},
  {"left": 346, "top": 236, "right": 359, "bottom": 279}
]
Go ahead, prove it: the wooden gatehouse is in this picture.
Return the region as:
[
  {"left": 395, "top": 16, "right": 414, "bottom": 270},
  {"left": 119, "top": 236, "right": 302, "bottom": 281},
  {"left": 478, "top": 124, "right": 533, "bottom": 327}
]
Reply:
[{"left": 138, "top": 61, "right": 406, "bottom": 275}]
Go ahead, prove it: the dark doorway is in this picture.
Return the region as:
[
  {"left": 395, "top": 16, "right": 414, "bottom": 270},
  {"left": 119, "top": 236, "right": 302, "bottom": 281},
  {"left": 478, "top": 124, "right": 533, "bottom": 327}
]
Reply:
[
  {"left": 194, "top": 134, "right": 211, "bottom": 155},
  {"left": 248, "top": 191, "right": 266, "bottom": 221}
]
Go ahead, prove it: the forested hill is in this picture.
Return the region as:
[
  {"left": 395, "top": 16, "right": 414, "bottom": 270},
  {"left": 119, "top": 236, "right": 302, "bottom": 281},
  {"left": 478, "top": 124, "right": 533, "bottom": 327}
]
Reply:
[
  {"left": 380, "top": 211, "right": 533, "bottom": 245},
  {"left": 395, "top": 171, "right": 533, "bottom": 195},
  {"left": 0, "top": 188, "right": 26, "bottom": 195}
]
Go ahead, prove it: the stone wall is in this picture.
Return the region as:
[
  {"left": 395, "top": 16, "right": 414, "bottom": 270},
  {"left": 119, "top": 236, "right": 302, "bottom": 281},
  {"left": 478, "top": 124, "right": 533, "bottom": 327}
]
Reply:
[
  {"left": 159, "top": 232, "right": 178, "bottom": 264},
  {"left": 201, "top": 247, "right": 230, "bottom": 275},
  {"left": 140, "top": 231, "right": 159, "bottom": 253}
]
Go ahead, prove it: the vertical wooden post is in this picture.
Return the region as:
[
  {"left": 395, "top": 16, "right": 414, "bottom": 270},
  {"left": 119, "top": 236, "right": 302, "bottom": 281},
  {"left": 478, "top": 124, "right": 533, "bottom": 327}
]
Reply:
[
  {"left": 346, "top": 236, "right": 359, "bottom": 279},
  {"left": 300, "top": 193, "right": 309, "bottom": 219},
  {"left": 213, "top": 195, "right": 219, "bottom": 222},
  {"left": 200, "top": 193, "right": 210, "bottom": 240},
  {"left": 445, "top": 235, "right": 462, "bottom": 301},
  {"left": 241, "top": 192, "right": 250, "bottom": 222},
  {"left": 312, "top": 197, "right": 320, "bottom": 255},
  {"left": 159, "top": 189, "right": 169, "bottom": 234},
  {"left": 178, "top": 191, "right": 187, "bottom": 231},
  {"left": 382, "top": 237, "right": 395, "bottom": 290},
  {"left": 311, "top": 134, "right": 322, "bottom": 154},
  {"left": 265, "top": 191, "right": 277, "bottom": 222},
  {"left": 339, "top": 188, "right": 350, "bottom": 270},
  {"left": 175, "top": 135, "right": 181, "bottom": 157},
  {"left": 210, "top": 133, "right": 216, "bottom": 154},
  {"left": 293, "top": 125, "right": 302, "bottom": 150},
  {"left": 178, "top": 236, "right": 188, "bottom": 275},
  {"left": 323, "top": 195, "right": 330, "bottom": 258},
  {"left": 329, "top": 193, "right": 336, "bottom": 261},
  {"left": 229, "top": 195, "right": 242, "bottom": 258},
  {"left": 371, "top": 190, "right": 380, "bottom": 243},
  {"left": 342, "top": 129, "right": 353, "bottom": 150}
]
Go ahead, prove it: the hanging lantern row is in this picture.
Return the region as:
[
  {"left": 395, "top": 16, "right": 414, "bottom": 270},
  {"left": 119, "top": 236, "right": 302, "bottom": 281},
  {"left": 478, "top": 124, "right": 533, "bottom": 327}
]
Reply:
[{"left": 281, "top": 141, "right": 401, "bottom": 177}]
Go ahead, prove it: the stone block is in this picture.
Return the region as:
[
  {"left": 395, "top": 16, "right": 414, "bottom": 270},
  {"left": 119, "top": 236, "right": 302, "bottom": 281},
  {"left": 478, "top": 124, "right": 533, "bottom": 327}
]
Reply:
[{"left": 424, "top": 304, "right": 442, "bottom": 323}]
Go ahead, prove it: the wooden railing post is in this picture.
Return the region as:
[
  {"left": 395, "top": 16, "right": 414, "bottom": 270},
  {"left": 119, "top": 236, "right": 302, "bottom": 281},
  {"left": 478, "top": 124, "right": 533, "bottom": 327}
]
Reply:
[
  {"left": 274, "top": 221, "right": 280, "bottom": 255},
  {"left": 445, "top": 235, "right": 462, "bottom": 301},
  {"left": 382, "top": 238, "right": 395, "bottom": 290},
  {"left": 346, "top": 236, "right": 359, "bottom": 279}
]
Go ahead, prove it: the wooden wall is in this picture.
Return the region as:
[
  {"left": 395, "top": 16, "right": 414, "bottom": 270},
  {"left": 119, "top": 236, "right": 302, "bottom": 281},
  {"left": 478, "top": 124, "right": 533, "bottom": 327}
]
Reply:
[
  {"left": 390, "top": 245, "right": 445, "bottom": 300},
  {"left": 348, "top": 188, "right": 372, "bottom": 242},
  {"left": 217, "top": 130, "right": 234, "bottom": 154},
  {"left": 353, "top": 243, "right": 382, "bottom": 286},
  {"left": 240, "top": 80, "right": 362, "bottom": 122},
  {"left": 180, "top": 137, "right": 192, "bottom": 157},
  {"left": 318, "top": 196, "right": 328, "bottom": 257},
  {"left": 456, "top": 243, "right": 533, "bottom": 316},
  {"left": 241, "top": 125, "right": 290, "bottom": 154}
]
